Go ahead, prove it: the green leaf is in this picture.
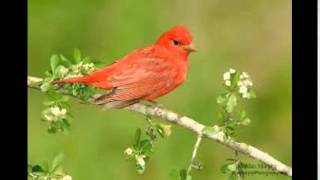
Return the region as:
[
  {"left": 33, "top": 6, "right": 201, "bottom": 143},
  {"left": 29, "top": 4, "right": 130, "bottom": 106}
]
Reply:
[
  {"left": 60, "top": 54, "right": 72, "bottom": 67},
  {"left": 242, "top": 89, "right": 256, "bottom": 99},
  {"left": 48, "top": 127, "right": 57, "bottom": 134},
  {"left": 228, "top": 174, "right": 237, "bottom": 180},
  {"left": 227, "top": 163, "right": 237, "bottom": 172},
  {"left": 31, "top": 165, "right": 44, "bottom": 173},
  {"left": 225, "top": 126, "right": 235, "bottom": 137},
  {"left": 216, "top": 112, "right": 225, "bottom": 124},
  {"left": 60, "top": 95, "right": 69, "bottom": 102},
  {"left": 47, "top": 91, "right": 63, "bottom": 100},
  {"left": 155, "top": 124, "right": 165, "bottom": 138},
  {"left": 226, "top": 94, "right": 237, "bottom": 113},
  {"left": 82, "top": 56, "right": 92, "bottom": 63},
  {"left": 220, "top": 164, "right": 229, "bottom": 174},
  {"left": 40, "top": 82, "right": 51, "bottom": 92},
  {"left": 74, "top": 48, "right": 81, "bottom": 63},
  {"left": 44, "top": 70, "right": 52, "bottom": 77},
  {"left": 57, "top": 100, "right": 68, "bottom": 107},
  {"left": 28, "top": 164, "right": 33, "bottom": 173},
  {"left": 241, "top": 118, "right": 251, "bottom": 126},
  {"left": 43, "top": 100, "right": 55, "bottom": 106},
  {"left": 92, "top": 59, "right": 104, "bottom": 67},
  {"left": 238, "top": 168, "right": 245, "bottom": 178},
  {"left": 239, "top": 110, "right": 246, "bottom": 120},
  {"left": 66, "top": 112, "right": 74, "bottom": 120},
  {"left": 50, "top": 54, "right": 60, "bottom": 73},
  {"left": 178, "top": 169, "right": 192, "bottom": 180},
  {"left": 50, "top": 153, "right": 64, "bottom": 173},
  {"left": 169, "top": 169, "right": 180, "bottom": 180},
  {"left": 179, "top": 169, "right": 187, "bottom": 180},
  {"left": 40, "top": 162, "right": 49, "bottom": 172},
  {"left": 225, "top": 158, "right": 237, "bottom": 162},
  {"left": 134, "top": 128, "right": 141, "bottom": 147},
  {"left": 140, "top": 139, "right": 153, "bottom": 155},
  {"left": 62, "top": 119, "right": 71, "bottom": 130},
  {"left": 216, "top": 95, "right": 226, "bottom": 105},
  {"left": 230, "top": 72, "right": 240, "bottom": 89},
  {"left": 54, "top": 65, "right": 68, "bottom": 78},
  {"left": 248, "top": 89, "right": 256, "bottom": 98},
  {"left": 186, "top": 175, "right": 192, "bottom": 180}
]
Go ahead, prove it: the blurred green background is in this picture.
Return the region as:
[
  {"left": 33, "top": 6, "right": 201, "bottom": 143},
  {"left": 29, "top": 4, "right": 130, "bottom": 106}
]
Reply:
[{"left": 28, "top": 0, "right": 291, "bottom": 179}]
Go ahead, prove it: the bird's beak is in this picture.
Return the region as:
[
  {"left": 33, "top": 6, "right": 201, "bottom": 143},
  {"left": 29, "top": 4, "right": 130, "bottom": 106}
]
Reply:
[{"left": 182, "top": 43, "right": 198, "bottom": 52}]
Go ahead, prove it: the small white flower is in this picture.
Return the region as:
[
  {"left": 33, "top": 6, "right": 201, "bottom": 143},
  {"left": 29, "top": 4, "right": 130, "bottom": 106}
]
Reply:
[
  {"left": 244, "top": 79, "right": 253, "bottom": 86},
  {"left": 246, "top": 79, "right": 253, "bottom": 86},
  {"left": 62, "top": 175, "right": 72, "bottom": 180},
  {"left": 83, "top": 63, "right": 95, "bottom": 73},
  {"left": 83, "top": 63, "right": 95, "bottom": 69},
  {"left": 160, "top": 124, "right": 172, "bottom": 136},
  {"left": 77, "top": 61, "right": 84, "bottom": 66},
  {"left": 43, "top": 106, "right": 65, "bottom": 122},
  {"left": 212, "top": 125, "right": 221, "bottom": 132},
  {"left": 51, "top": 106, "right": 67, "bottom": 119},
  {"left": 225, "top": 80, "right": 231, "bottom": 86},
  {"left": 124, "top": 148, "right": 133, "bottom": 156},
  {"left": 242, "top": 92, "right": 250, "bottom": 99},
  {"left": 43, "top": 106, "right": 67, "bottom": 122},
  {"left": 223, "top": 72, "right": 230, "bottom": 80},
  {"left": 237, "top": 81, "right": 244, "bottom": 86},
  {"left": 240, "top": 72, "right": 249, "bottom": 79},
  {"left": 215, "top": 131, "right": 226, "bottom": 140},
  {"left": 70, "top": 62, "right": 83, "bottom": 72},
  {"left": 135, "top": 155, "right": 146, "bottom": 167},
  {"left": 65, "top": 74, "right": 82, "bottom": 79},
  {"left": 44, "top": 114, "right": 56, "bottom": 122},
  {"left": 58, "top": 66, "right": 69, "bottom": 76},
  {"left": 239, "top": 86, "right": 248, "bottom": 94},
  {"left": 70, "top": 68, "right": 80, "bottom": 75},
  {"left": 229, "top": 68, "right": 236, "bottom": 74},
  {"left": 50, "top": 106, "right": 60, "bottom": 115}
]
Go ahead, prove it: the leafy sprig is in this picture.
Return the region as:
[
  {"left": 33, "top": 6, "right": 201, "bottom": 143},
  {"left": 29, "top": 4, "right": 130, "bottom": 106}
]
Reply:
[
  {"left": 41, "top": 92, "right": 72, "bottom": 134},
  {"left": 28, "top": 153, "right": 72, "bottom": 180},
  {"left": 220, "top": 158, "right": 245, "bottom": 180},
  {"left": 124, "top": 116, "right": 172, "bottom": 174},
  {"left": 216, "top": 68, "right": 256, "bottom": 138},
  {"left": 40, "top": 49, "right": 102, "bottom": 134}
]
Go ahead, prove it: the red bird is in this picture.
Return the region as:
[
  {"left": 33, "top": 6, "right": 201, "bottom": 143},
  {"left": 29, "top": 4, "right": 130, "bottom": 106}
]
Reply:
[{"left": 54, "top": 25, "right": 197, "bottom": 109}]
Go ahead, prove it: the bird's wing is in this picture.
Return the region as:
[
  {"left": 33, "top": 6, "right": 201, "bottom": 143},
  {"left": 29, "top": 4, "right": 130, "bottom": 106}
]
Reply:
[
  {"left": 94, "top": 57, "right": 178, "bottom": 104},
  {"left": 77, "top": 47, "right": 155, "bottom": 89}
]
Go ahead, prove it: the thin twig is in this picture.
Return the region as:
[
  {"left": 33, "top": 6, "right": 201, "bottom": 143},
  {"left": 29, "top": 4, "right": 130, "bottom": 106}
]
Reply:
[{"left": 187, "top": 134, "right": 203, "bottom": 174}]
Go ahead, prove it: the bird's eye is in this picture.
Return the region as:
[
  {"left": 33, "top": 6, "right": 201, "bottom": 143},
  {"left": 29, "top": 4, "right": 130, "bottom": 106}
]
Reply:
[{"left": 173, "top": 39, "right": 181, "bottom": 46}]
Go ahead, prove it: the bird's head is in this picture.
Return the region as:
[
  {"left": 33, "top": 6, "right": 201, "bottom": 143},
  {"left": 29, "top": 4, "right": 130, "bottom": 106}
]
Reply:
[{"left": 155, "top": 25, "right": 197, "bottom": 58}]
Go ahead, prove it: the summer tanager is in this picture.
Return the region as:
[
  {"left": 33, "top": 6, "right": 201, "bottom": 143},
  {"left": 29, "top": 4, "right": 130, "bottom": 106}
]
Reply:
[{"left": 53, "top": 25, "right": 197, "bottom": 108}]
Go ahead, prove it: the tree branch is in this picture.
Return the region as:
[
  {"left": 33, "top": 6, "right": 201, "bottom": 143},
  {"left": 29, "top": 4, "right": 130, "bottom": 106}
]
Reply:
[{"left": 27, "top": 76, "right": 292, "bottom": 177}]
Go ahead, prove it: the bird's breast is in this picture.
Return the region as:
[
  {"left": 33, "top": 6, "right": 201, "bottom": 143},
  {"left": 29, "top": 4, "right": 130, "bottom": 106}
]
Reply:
[{"left": 174, "top": 57, "right": 189, "bottom": 85}]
